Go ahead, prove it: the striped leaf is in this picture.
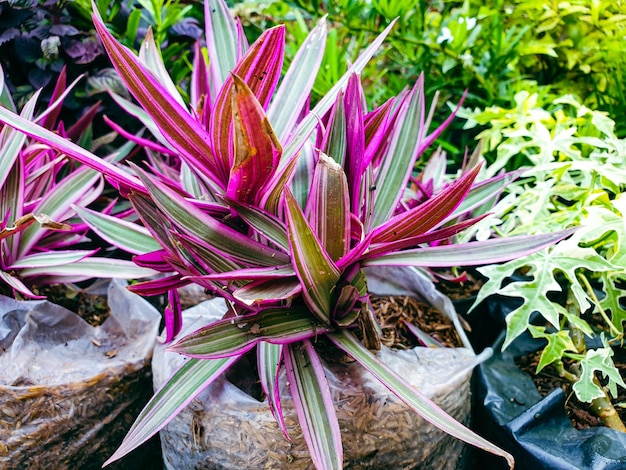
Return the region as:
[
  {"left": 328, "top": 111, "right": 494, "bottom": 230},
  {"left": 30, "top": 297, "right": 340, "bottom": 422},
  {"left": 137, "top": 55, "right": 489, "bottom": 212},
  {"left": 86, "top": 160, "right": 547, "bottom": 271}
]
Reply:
[
  {"left": 370, "top": 165, "right": 480, "bottom": 243},
  {"left": 73, "top": 205, "right": 161, "bottom": 255},
  {"left": 362, "top": 229, "right": 577, "bottom": 268},
  {"left": 228, "top": 74, "right": 282, "bottom": 205},
  {"left": 258, "top": 342, "right": 288, "bottom": 438},
  {"left": 284, "top": 187, "right": 340, "bottom": 323},
  {"left": 284, "top": 341, "right": 343, "bottom": 469},
  {"left": 267, "top": 18, "right": 327, "bottom": 142},
  {"left": 169, "top": 306, "right": 332, "bottom": 359},
  {"left": 132, "top": 165, "right": 290, "bottom": 267},
  {"left": 103, "top": 356, "right": 238, "bottom": 466},
  {"left": 307, "top": 153, "right": 350, "bottom": 262},
  {"left": 208, "top": 26, "right": 285, "bottom": 182},
  {"left": 204, "top": 0, "right": 239, "bottom": 90},
  {"left": 92, "top": 5, "right": 222, "bottom": 186}
]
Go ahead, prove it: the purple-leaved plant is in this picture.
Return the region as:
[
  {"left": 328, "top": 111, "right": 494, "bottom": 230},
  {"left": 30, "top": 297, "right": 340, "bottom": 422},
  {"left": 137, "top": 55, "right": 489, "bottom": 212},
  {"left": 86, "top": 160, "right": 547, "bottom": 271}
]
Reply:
[
  {"left": 0, "top": 65, "right": 155, "bottom": 298},
  {"left": 0, "top": 1, "right": 576, "bottom": 468}
]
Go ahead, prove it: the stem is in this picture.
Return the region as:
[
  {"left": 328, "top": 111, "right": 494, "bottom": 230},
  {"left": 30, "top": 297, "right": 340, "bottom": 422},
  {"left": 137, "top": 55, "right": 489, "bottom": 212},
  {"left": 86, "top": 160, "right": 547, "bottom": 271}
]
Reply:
[
  {"left": 553, "top": 360, "right": 579, "bottom": 383},
  {"left": 554, "top": 361, "right": 626, "bottom": 431},
  {"left": 579, "top": 273, "right": 622, "bottom": 339},
  {"left": 590, "top": 377, "right": 626, "bottom": 432}
]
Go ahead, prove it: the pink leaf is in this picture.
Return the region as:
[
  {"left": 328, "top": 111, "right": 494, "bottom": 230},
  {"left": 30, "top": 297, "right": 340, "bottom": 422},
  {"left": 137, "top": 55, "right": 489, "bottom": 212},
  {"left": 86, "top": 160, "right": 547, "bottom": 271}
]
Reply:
[
  {"left": 208, "top": 26, "right": 285, "bottom": 182},
  {"left": 227, "top": 74, "right": 282, "bottom": 205}
]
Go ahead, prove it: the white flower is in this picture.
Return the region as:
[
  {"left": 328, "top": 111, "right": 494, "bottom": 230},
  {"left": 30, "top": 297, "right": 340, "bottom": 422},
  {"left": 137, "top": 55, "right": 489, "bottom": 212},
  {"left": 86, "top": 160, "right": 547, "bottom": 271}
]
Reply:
[{"left": 437, "top": 27, "right": 453, "bottom": 44}]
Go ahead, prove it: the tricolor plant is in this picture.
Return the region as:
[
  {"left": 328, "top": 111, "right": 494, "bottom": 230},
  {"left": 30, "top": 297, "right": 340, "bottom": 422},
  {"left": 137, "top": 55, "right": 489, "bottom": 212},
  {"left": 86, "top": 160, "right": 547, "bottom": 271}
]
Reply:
[
  {"left": 0, "top": 65, "right": 154, "bottom": 298},
  {"left": 0, "top": 1, "right": 575, "bottom": 468}
]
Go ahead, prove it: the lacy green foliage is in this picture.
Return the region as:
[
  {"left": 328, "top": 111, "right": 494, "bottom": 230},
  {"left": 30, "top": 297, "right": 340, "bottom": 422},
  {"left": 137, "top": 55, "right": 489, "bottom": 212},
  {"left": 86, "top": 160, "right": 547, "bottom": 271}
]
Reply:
[
  {"left": 574, "top": 348, "right": 626, "bottom": 403},
  {"left": 468, "top": 97, "right": 626, "bottom": 404}
]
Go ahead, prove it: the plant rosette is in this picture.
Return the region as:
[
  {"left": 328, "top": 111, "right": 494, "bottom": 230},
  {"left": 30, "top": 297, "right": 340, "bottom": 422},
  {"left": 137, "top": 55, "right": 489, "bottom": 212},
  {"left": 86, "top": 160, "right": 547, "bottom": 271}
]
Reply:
[
  {"left": 473, "top": 331, "right": 626, "bottom": 470},
  {"left": 0, "top": 1, "right": 576, "bottom": 468},
  {"left": 154, "top": 266, "right": 489, "bottom": 469},
  {"left": 0, "top": 279, "right": 161, "bottom": 468}
]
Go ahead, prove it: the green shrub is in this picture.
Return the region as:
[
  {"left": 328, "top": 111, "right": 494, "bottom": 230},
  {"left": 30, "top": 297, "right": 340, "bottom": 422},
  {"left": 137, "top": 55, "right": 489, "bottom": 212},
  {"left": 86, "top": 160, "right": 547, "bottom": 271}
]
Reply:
[{"left": 233, "top": 0, "right": 626, "bottom": 161}]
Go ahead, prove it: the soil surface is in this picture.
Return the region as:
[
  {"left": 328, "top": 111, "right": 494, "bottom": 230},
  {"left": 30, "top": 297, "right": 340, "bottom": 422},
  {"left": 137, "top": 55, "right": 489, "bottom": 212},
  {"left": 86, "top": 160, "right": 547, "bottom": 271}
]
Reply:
[
  {"left": 32, "top": 283, "right": 111, "bottom": 326},
  {"left": 433, "top": 270, "right": 484, "bottom": 302},
  {"left": 371, "top": 295, "right": 463, "bottom": 349}
]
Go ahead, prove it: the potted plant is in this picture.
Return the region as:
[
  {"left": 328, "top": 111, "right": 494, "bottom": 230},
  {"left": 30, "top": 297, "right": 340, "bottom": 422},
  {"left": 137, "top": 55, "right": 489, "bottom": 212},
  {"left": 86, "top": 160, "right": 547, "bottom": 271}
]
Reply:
[
  {"left": 461, "top": 92, "right": 626, "bottom": 467},
  {"left": 0, "top": 1, "right": 574, "bottom": 468},
  {"left": 0, "top": 65, "right": 162, "bottom": 468}
]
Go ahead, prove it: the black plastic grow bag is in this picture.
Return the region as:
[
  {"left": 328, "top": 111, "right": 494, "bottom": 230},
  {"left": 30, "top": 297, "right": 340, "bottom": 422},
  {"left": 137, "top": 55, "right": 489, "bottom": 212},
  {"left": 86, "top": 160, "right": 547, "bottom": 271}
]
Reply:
[{"left": 472, "top": 333, "right": 626, "bottom": 470}]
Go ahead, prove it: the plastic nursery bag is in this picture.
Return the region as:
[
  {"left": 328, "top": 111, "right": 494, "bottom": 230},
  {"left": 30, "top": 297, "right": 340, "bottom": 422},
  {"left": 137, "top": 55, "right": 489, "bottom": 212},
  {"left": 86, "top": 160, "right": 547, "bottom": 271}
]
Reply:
[
  {"left": 0, "top": 279, "right": 160, "bottom": 469},
  {"left": 154, "top": 266, "right": 488, "bottom": 469}
]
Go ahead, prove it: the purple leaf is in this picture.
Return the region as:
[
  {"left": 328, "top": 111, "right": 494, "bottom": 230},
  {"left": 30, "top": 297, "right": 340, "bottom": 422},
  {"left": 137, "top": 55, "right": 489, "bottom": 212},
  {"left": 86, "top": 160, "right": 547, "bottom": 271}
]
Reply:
[
  {"left": 127, "top": 274, "right": 190, "bottom": 296},
  {"left": 343, "top": 74, "right": 366, "bottom": 214},
  {"left": 92, "top": 8, "right": 223, "bottom": 187},
  {"left": 133, "top": 250, "right": 173, "bottom": 271},
  {"left": 164, "top": 289, "right": 182, "bottom": 343},
  {"left": 208, "top": 26, "right": 285, "bottom": 183},
  {"left": 371, "top": 165, "right": 481, "bottom": 243},
  {"left": 228, "top": 74, "right": 282, "bottom": 205}
]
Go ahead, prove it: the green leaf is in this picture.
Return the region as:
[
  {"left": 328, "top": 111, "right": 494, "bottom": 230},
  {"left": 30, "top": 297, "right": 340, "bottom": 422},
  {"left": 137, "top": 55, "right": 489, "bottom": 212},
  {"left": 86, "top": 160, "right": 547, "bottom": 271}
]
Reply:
[
  {"left": 104, "top": 356, "right": 238, "bottom": 466},
  {"left": 284, "top": 341, "right": 343, "bottom": 470},
  {"left": 73, "top": 205, "right": 161, "bottom": 255},
  {"left": 329, "top": 331, "right": 514, "bottom": 468},
  {"left": 284, "top": 187, "right": 341, "bottom": 323},
  {"left": 528, "top": 327, "right": 577, "bottom": 373},
  {"left": 169, "top": 306, "right": 331, "bottom": 358},
  {"left": 573, "top": 348, "right": 626, "bottom": 402},
  {"left": 599, "top": 273, "right": 626, "bottom": 334},
  {"left": 476, "top": 238, "right": 617, "bottom": 349}
]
